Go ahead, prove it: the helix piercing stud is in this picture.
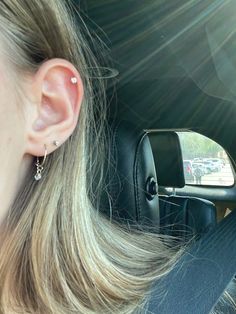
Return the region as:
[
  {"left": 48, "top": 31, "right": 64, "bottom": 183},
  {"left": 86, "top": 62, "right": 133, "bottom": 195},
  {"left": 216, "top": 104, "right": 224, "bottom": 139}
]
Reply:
[{"left": 71, "top": 77, "right": 77, "bottom": 84}]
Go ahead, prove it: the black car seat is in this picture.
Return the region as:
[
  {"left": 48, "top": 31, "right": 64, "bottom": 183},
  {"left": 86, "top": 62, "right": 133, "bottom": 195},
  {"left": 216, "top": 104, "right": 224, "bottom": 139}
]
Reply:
[
  {"left": 100, "top": 120, "right": 160, "bottom": 229},
  {"left": 148, "top": 131, "right": 217, "bottom": 241},
  {"left": 100, "top": 122, "right": 216, "bottom": 243}
]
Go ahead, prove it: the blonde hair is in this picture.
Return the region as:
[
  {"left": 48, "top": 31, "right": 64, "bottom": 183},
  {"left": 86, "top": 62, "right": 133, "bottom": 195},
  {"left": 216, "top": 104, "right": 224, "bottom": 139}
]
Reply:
[{"left": 0, "top": 1, "right": 182, "bottom": 313}]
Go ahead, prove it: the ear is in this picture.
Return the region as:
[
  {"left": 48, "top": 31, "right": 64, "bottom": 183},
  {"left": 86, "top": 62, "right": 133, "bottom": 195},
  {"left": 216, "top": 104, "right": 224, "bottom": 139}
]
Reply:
[{"left": 25, "top": 58, "right": 84, "bottom": 157}]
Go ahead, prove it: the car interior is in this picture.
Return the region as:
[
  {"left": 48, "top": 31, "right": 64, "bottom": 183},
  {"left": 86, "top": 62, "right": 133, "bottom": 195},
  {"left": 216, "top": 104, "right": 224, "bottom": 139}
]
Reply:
[{"left": 76, "top": 1, "right": 236, "bottom": 312}]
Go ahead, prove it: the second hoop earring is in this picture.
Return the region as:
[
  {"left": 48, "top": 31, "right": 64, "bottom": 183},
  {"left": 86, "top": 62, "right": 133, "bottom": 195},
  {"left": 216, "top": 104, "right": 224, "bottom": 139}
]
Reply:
[{"left": 34, "top": 144, "right": 48, "bottom": 181}]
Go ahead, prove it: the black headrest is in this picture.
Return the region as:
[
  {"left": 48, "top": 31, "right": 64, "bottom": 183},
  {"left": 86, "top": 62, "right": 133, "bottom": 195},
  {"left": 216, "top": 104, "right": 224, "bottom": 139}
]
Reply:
[
  {"left": 148, "top": 131, "right": 185, "bottom": 188},
  {"left": 101, "top": 121, "right": 160, "bottom": 227}
]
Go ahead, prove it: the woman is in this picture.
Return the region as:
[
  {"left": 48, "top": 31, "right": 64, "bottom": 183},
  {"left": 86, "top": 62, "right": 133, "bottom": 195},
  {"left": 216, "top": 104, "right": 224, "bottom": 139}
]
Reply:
[
  {"left": 0, "top": 1, "right": 234, "bottom": 313},
  {"left": 0, "top": 1, "right": 181, "bottom": 313}
]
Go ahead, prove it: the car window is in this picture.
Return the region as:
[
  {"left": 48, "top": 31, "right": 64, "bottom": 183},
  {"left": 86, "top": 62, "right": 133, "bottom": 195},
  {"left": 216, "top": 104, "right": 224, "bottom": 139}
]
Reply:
[{"left": 178, "top": 132, "right": 234, "bottom": 187}]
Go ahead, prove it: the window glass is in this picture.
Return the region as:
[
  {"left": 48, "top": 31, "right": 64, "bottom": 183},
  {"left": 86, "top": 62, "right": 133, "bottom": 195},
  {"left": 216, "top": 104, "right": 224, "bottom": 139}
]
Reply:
[{"left": 178, "top": 132, "right": 234, "bottom": 186}]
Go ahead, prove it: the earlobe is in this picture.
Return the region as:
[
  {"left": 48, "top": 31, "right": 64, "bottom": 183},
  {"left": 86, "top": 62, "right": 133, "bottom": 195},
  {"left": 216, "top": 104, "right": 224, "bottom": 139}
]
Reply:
[{"left": 26, "top": 59, "right": 84, "bottom": 157}]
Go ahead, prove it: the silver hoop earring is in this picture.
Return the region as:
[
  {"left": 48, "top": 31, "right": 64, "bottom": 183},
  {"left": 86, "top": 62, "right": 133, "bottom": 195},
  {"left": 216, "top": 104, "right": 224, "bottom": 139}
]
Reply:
[{"left": 34, "top": 144, "right": 47, "bottom": 181}]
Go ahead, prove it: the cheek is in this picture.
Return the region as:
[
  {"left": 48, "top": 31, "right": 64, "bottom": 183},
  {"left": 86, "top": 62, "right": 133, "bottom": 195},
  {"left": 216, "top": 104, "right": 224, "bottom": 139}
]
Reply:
[
  {"left": 0, "top": 51, "right": 27, "bottom": 151},
  {"left": 0, "top": 70, "right": 25, "bottom": 158},
  {"left": 0, "top": 85, "right": 19, "bottom": 136}
]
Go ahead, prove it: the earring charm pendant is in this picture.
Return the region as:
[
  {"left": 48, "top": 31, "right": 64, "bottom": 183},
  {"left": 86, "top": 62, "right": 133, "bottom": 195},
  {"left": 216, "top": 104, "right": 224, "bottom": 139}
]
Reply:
[
  {"left": 34, "top": 144, "right": 47, "bottom": 181},
  {"left": 34, "top": 157, "right": 43, "bottom": 180}
]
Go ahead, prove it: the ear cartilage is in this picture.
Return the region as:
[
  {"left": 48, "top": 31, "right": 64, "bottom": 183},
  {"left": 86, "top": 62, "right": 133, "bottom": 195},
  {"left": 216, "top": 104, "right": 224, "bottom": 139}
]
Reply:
[{"left": 71, "top": 77, "right": 78, "bottom": 84}]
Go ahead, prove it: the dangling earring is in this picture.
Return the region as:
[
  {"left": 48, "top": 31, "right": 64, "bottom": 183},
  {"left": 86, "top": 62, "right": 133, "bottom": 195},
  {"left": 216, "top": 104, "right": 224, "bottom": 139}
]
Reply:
[{"left": 34, "top": 144, "right": 48, "bottom": 181}]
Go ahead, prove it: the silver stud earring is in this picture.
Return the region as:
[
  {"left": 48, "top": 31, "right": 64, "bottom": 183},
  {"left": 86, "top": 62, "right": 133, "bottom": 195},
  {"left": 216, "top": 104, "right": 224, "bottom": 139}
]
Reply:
[
  {"left": 53, "top": 140, "right": 60, "bottom": 147},
  {"left": 34, "top": 144, "right": 47, "bottom": 181},
  {"left": 71, "top": 77, "right": 77, "bottom": 84}
]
